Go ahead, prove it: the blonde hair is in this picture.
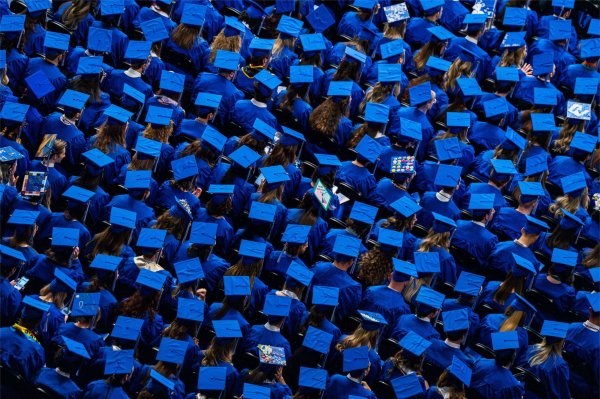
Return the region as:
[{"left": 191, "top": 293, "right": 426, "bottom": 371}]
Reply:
[
  {"left": 498, "top": 47, "right": 527, "bottom": 68},
  {"left": 548, "top": 190, "right": 589, "bottom": 216},
  {"left": 528, "top": 340, "right": 563, "bottom": 367},
  {"left": 273, "top": 36, "right": 295, "bottom": 56},
  {"left": 582, "top": 245, "right": 600, "bottom": 269},
  {"left": 383, "top": 22, "right": 406, "bottom": 39},
  {"left": 209, "top": 31, "right": 242, "bottom": 63},
  {"left": 418, "top": 231, "right": 451, "bottom": 252},
  {"left": 413, "top": 41, "right": 445, "bottom": 71},
  {"left": 39, "top": 284, "right": 67, "bottom": 308},
  {"left": 499, "top": 307, "right": 525, "bottom": 332},
  {"left": 61, "top": 0, "right": 94, "bottom": 29},
  {"left": 403, "top": 276, "right": 432, "bottom": 304},
  {"left": 446, "top": 59, "right": 472, "bottom": 91},
  {"left": 553, "top": 120, "right": 584, "bottom": 154},
  {"left": 143, "top": 121, "right": 174, "bottom": 144},
  {"left": 171, "top": 24, "right": 201, "bottom": 50},
  {"left": 336, "top": 325, "right": 379, "bottom": 351}
]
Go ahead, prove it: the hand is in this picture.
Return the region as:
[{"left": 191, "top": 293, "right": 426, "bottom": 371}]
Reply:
[
  {"left": 196, "top": 288, "right": 207, "bottom": 301},
  {"left": 361, "top": 381, "right": 372, "bottom": 391},
  {"left": 275, "top": 366, "right": 286, "bottom": 384},
  {"left": 72, "top": 246, "right": 80, "bottom": 260},
  {"left": 520, "top": 63, "right": 533, "bottom": 76},
  {"left": 9, "top": 280, "right": 16, "bottom": 286}
]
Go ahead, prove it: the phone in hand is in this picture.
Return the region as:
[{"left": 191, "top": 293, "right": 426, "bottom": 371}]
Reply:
[{"left": 14, "top": 277, "right": 29, "bottom": 291}]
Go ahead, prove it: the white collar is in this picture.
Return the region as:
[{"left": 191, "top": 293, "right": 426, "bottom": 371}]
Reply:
[
  {"left": 264, "top": 323, "right": 281, "bottom": 332},
  {"left": 346, "top": 375, "right": 362, "bottom": 384},
  {"left": 444, "top": 339, "right": 461, "bottom": 349},
  {"left": 150, "top": 4, "right": 169, "bottom": 18},
  {"left": 150, "top": 50, "right": 159, "bottom": 58},
  {"left": 55, "top": 368, "right": 70, "bottom": 378},
  {"left": 125, "top": 68, "right": 142, "bottom": 78},
  {"left": 472, "top": 220, "right": 486, "bottom": 227},
  {"left": 59, "top": 115, "right": 75, "bottom": 126},
  {"left": 465, "top": 36, "right": 478, "bottom": 44},
  {"left": 513, "top": 239, "right": 528, "bottom": 248},
  {"left": 280, "top": 289, "right": 298, "bottom": 301},
  {"left": 251, "top": 98, "right": 267, "bottom": 108},
  {"left": 418, "top": 316, "right": 431, "bottom": 322},
  {"left": 436, "top": 191, "right": 452, "bottom": 202},
  {"left": 584, "top": 320, "right": 600, "bottom": 332}
]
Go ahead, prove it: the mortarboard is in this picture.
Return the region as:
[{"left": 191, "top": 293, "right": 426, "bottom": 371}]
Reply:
[
  {"left": 286, "top": 261, "right": 313, "bottom": 287},
  {"left": 409, "top": 82, "right": 432, "bottom": 106},
  {"left": 434, "top": 137, "right": 462, "bottom": 162},
  {"left": 0, "top": 146, "right": 22, "bottom": 163},
  {"left": 586, "top": 293, "right": 600, "bottom": 313},
  {"left": 344, "top": 46, "right": 367, "bottom": 64},
  {"left": 111, "top": 316, "right": 144, "bottom": 341},
  {"left": 421, "top": 0, "right": 444, "bottom": 15},
  {"left": 24, "top": 0, "right": 51, "bottom": 13},
  {"left": 136, "top": 228, "right": 167, "bottom": 250},
  {"left": 511, "top": 253, "right": 537, "bottom": 277},
  {"left": 299, "top": 34, "right": 326, "bottom": 55},
  {"left": 174, "top": 258, "right": 205, "bottom": 284},
  {"left": 101, "top": 0, "right": 124, "bottom": 16},
  {"left": 574, "top": 77, "right": 598, "bottom": 96},
  {"left": 327, "top": 80, "right": 353, "bottom": 97},
  {"left": 559, "top": 208, "right": 584, "bottom": 231},
  {"left": 254, "top": 69, "right": 282, "bottom": 93},
  {"left": 509, "top": 293, "right": 537, "bottom": 315},
  {"left": 534, "top": 88, "right": 558, "bottom": 107},
  {"left": 177, "top": 297, "right": 204, "bottom": 323},
  {"left": 213, "top": 320, "right": 242, "bottom": 338},
  {"left": 299, "top": 367, "right": 327, "bottom": 390},
  {"left": 468, "top": 193, "right": 495, "bottom": 211},
  {"left": 277, "top": 15, "right": 303, "bottom": 38},
  {"left": 63, "top": 185, "right": 94, "bottom": 205},
  {"left": 399, "top": 331, "right": 431, "bottom": 357},
  {"left": 140, "top": 18, "right": 169, "bottom": 43},
  {"left": 260, "top": 165, "right": 290, "bottom": 189},
  {"left": 238, "top": 239, "right": 267, "bottom": 262},
  {"left": 490, "top": 158, "right": 517, "bottom": 179},
  {"left": 502, "top": 128, "right": 526, "bottom": 151},
  {"left": 201, "top": 126, "right": 226, "bottom": 152},
  {"left": 124, "top": 41, "right": 151, "bottom": 62},
  {"left": 523, "top": 215, "right": 549, "bottom": 235},
  {"left": 279, "top": 125, "right": 305, "bottom": 146},
  {"left": 171, "top": 155, "right": 199, "bottom": 181},
  {"left": 303, "top": 325, "right": 333, "bottom": 354},
  {"left": 354, "top": 0, "right": 377, "bottom": 9},
  {"left": 252, "top": 118, "right": 277, "bottom": 141},
  {"left": 312, "top": 286, "right": 339, "bottom": 307},
  {"left": 503, "top": 7, "right": 526, "bottom": 27},
  {"left": 567, "top": 101, "right": 592, "bottom": 121},
  {"left": 431, "top": 212, "right": 457, "bottom": 233},
  {"left": 552, "top": 0, "right": 575, "bottom": 8},
  {"left": 426, "top": 56, "right": 451, "bottom": 77},
  {"left": 548, "top": 19, "right": 571, "bottom": 41},
  {"left": 0, "top": 14, "right": 25, "bottom": 32},
  {"left": 427, "top": 25, "right": 455, "bottom": 42},
  {"left": 551, "top": 248, "right": 578, "bottom": 270},
  {"left": 570, "top": 132, "right": 595, "bottom": 154},
  {"left": 248, "top": 38, "right": 275, "bottom": 56},
  {"left": 148, "top": 369, "right": 175, "bottom": 391},
  {"left": 207, "top": 184, "right": 234, "bottom": 205},
  {"left": 377, "top": 64, "right": 403, "bottom": 85},
  {"left": 560, "top": 172, "right": 587, "bottom": 196},
  {"left": 282, "top": 224, "right": 311, "bottom": 244},
  {"left": 0, "top": 244, "right": 25, "bottom": 265},
  {"left": 262, "top": 294, "right": 292, "bottom": 317},
  {"left": 181, "top": 3, "right": 207, "bottom": 27},
  {"left": 540, "top": 320, "right": 569, "bottom": 343},
  {"left": 448, "top": 356, "right": 472, "bottom": 387},
  {"left": 350, "top": 201, "right": 378, "bottom": 225},
  {"left": 197, "top": 367, "right": 227, "bottom": 391},
  {"left": 123, "top": 84, "right": 145, "bottom": 105},
  {"left": 588, "top": 19, "right": 600, "bottom": 36},
  {"left": 51, "top": 227, "right": 78, "bottom": 248},
  {"left": 258, "top": 344, "right": 286, "bottom": 366},
  {"left": 483, "top": 97, "right": 508, "bottom": 119},
  {"left": 88, "top": 27, "right": 113, "bottom": 52},
  {"left": 104, "top": 349, "right": 134, "bottom": 375},
  {"left": 189, "top": 222, "right": 218, "bottom": 246},
  {"left": 0, "top": 102, "right": 29, "bottom": 124},
  {"left": 159, "top": 70, "right": 185, "bottom": 94},
  {"left": 380, "top": 39, "right": 406, "bottom": 61},
  {"left": 518, "top": 181, "right": 544, "bottom": 203},
  {"left": 377, "top": 228, "right": 404, "bottom": 249},
  {"left": 44, "top": 31, "right": 69, "bottom": 51},
  {"left": 532, "top": 53, "right": 554, "bottom": 76},
  {"left": 90, "top": 254, "right": 121, "bottom": 273},
  {"left": 332, "top": 234, "right": 361, "bottom": 260},
  {"left": 135, "top": 268, "right": 167, "bottom": 292},
  {"left": 391, "top": 373, "right": 424, "bottom": 398},
  {"left": 456, "top": 78, "right": 482, "bottom": 97},
  {"left": 104, "top": 104, "right": 133, "bottom": 125},
  {"left": 589, "top": 268, "right": 600, "bottom": 284},
  {"left": 195, "top": 92, "right": 222, "bottom": 112},
  {"left": 156, "top": 337, "right": 188, "bottom": 364},
  {"left": 343, "top": 346, "right": 370, "bottom": 372},
  {"left": 60, "top": 336, "right": 90, "bottom": 360},
  {"left": 21, "top": 295, "right": 50, "bottom": 319},
  {"left": 169, "top": 201, "right": 194, "bottom": 222},
  {"left": 214, "top": 49, "right": 240, "bottom": 71},
  {"left": 315, "top": 153, "right": 342, "bottom": 174},
  {"left": 289, "top": 65, "right": 314, "bottom": 84},
  {"left": 7, "top": 209, "right": 39, "bottom": 226},
  {"left": 434, "top": 164, "right": 462, "bottom": 188},
  {"left": 306, "top": 4, "right": 335, "bottom": 33},
  {"left": 500, "top": 31, "right": 526, "bottom": 49},
  {"left": 454, "top": 271, "right": 485, "bottom": 297},
  {"left": 135, "top": 137, "right": 161, "bottom": 159},
  {"left": 145, "top": 105, "right": 173, "bottom": 127},
  {"left": 229, "top": 145, "right": 261, "bottom": 169},
  {"left": 358, "top": 310, "right": 388, "bottom": 331},
  {"left": 524, "top": 154, "right": 548, "bottom": 176},
  {"left": 392, "top": 258, "right": 418, "bottom": 282},
  {"left": 70, "top": 292, "right": 100, "bottom": 317},
  {"left": 224, "top": 16, "right": 246, "bottom": 37},
  {"left": 443, "top": 308, "right": 470, "bottom": 332},
  {"left": 243, "top": 383, "right": 270, "bottom": 399},
  {"left": 492, "top": 331, "right": 520, "bottom": 350},
  {"left": 355, "top": 135, "right": 383, "bottom": 163},
  {"left": 414, "top": 251, "right": 440, "bottom": 275},
  {"left": 495, "top": 66, "right": 520, "bottom": 82},
  {"left": 463, "top": 12, "right": 487, "bottom": 32},
  {"left": 224, "top": 275, "right": 251, "bottom": 297},
  {"left": 415, "top": 286, "right": 445, "bottom": 311},
  {"left": 124, "top": 170, "right": 151, "bottom": 190},
  {"left": 50, "top": 269, "right": 77, "bottom": 293},
  {"left": 58, "top": 89, "right": 89, "bottom": 111}
]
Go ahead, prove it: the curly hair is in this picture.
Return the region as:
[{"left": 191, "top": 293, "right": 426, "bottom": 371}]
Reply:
[
  {"left": 498, "top": 46, "right": 527, "bottom": 68},
  {"left": 446, "top": 59, "right": 473, "bottom": 92},
  {"left": 309, "top": 97, "right": 348, "bottom": 138},
  {"left": 548, "top": 190, "right": 589, "bottom": 216},
  {"left": 357, "top": 248, "right": 394, "bottom": 286},
  {"left": 143, "top": 121, "right": 174, "bottom": 143},
  {"left": 209, "top": 31, "right": 242, "bottom": 63}
]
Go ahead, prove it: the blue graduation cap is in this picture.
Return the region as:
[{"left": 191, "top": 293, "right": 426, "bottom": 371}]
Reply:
[
  {"left": 502, "top": 128, "right": 526, "bottom": 151},
  {"left": 136, "top": 228, "right": 167, "bottom": 250},
  {"left": 350, "top": 201, "right": 378, "bottom": 225},
  {"left": 540, "top": 320, "right": 569, "bottom": 343},
  {"left": 500, "top": 31, "right": 526, "bottom": 49},
  {"left": 104, "top": 349, "right": 134, "bottom": 375},
  {"left": 148, "top": 369, "right": 175, "bottom": 392},
  {"left": 213, "top": 320, "right": 242, "bottom": 338},
  {"left": 123, "top": 84, "right": 146, "bottom": 106},
  {"left": 409, "top": 82, "right": 432, "bottom": 106},
  {"left": 0, "top": 14, "right": 25, "bottom": 32},
  {"left": 587, "top": 293, "right": 600, "bottom": 313},
  {"left": 7, "top": 209, "right": 39, "bottom": 226},
  {"left": 344, "top": 46, "right": 367, "bottom": 64},
  {"left": 454, "top": 271, "right": 485, "bottom": 297},
  {"left": 224, "top": 16, "right": 246, "bottom": 37},
  {"left": 397, "top": 118, "right": 422, "bottom": 142},
  {"left": 422, "top": 0, "right": 444, "bottom": 15},
  {"left": 124, "top": 170, "right": 151, "bottom": 189},
  {"left": 306, "top": 4, "right": 335, "bottom": 33},
  {"left": 0, "top": 102, "right": 29, "bottom": 124},
  {"left": 570, "top": 132, "right": 595, "bottom": 154},
  {"left": 286, "top": 261, "right": 314, "bottom": 287},
  {"left": 159, "top": 71, "right": 185, "bottom": 94},
  {"left": 503, "top": 7, "right": 526, "bottom": 27},
  {"left": 327, "top": 80, "right": 353, "bottom": 97},
  {"left": 549, "top": 19, "right": 571, "bottom": 41},
  {"left": 524, "top": 154, "right": 548, "bottom": 176},
  {"left": 574, "top": 77, "right": 598, "bottom": 96},
  {"left": 380, "top": 39, "right": 406, "bottom": 60},
  {"left": 50, "top": 269, "right": 77, "bottom": 293},
  {"left": 135, "top": 268, "right": 167, "bottom": 292},
  {"left": 509, "top": 293, "right": 537, "bottom": 316},
  {"left": 249, "top": 201, "right": 276, "bottom": 223},
  {"left": 427, "top": 25, "right": 455, "bottom": 42},
  {"left": 71, "top": 292, "right": 100, "bottom": 317},
  {"left": 532, "top": 53, "right": 554, "bottom": 76},
  {"left": 140, "top": 18, "right": 169, "bottom": 43},
  {"left": 492, "top": 331, "right": 520, "bottom": 351},
  {"left": 197, "top": 367, "right": 227, "bottom": 391},
  {"left": 456, "top": 78, "right": 482, "bottom": 97},
  {"left": 552, "top": 0, "right": 575, "bottom": 8},
  {"left": 384, "top": 3, "right": 410, "bottom": 25},
  {"left": 262, "top": 293, "right": 292, "bottom": 317},
  {"left": 44, "top": 31, "right": 69, "bottom": 51},
  {"left": 224, "top": 276, "right": 251, "bottom": 297},
  {"left": 201, "top": 126, "right": 226, "bottom": 152},
  {"left": 523, "top": 215, "right": 549, "bottom": 235},
  {"left": 277, "top": 15, "right": 303, "bottom": 38},
  {"left": 343, "top": 346, "right": 370, "bottom": 372},
  {"left": 88, "top": 27, "right": 112, "bottom": 53},
  {"left": 124, "top": 41, "right": 151, "bottom": 62},
  {"left": 239, "top": 239, "right": 267, "bottom": 262},
  {"left": 354, "top": 0, "right": 377, "bottom": 9},
  {"left": 588, "top": 18, "right": 600, "bottom": 37},
  {"left": 378, "top": 228, "right": 404, "bottom": 249},
  {"left": 214, "top": 50, "right": 240, "bottom": 71},
  {"left": 289, "top": 65, "right": 314, "bottom": 85},
  {"left": 415, "top": 286, "right": 445, "bottom": 311},
  {"left": 243, "top": 383, "right": 270, "bottom": 399},
  {"left": 561, "top": 172, "right": 587, "bottom": 196},
  {"left": 171, "top": 155, "right": 199, "bottom": 181},
  {"left": 260, "top": 165, "right": 290, "bottom": 189},
  {"left": 145, "top": 105, "right": 173, "bottom": 127},
  {"left": 177, "top": 297, "right": 204, "bottom": 323},
  {"left": 157, "top": 338, "right": 187, "bottom": 365},
  {"left": 490, "top": 159, "right": 517, "bottom": 178},
  {"left": 312, "top": 286, "right": 339, "bottom": 307},
  {"left": 252, "top": 118, "right": 277, "bottom": 141},
  {"left": 100, "top": 0, "right": 124, "bottom": 16},
  {"left": 414, "top": 251, "right": 440, "bottom": 275},
  {"left": 298, "top": 367, "right": 327, "bottom": 390},
  {"left": 496, "top": 66, "right": 520, "bottom": 82},
  {"left": 281, "top": 224, "right": 311, "bottom": 245},
  {"left": 431, "top": 212, "right": 457, "bottom": 233},
  {"left": 434, "top": 164, "right": 462, "bottom": 188},
  {"left": 434, "top": 138, "right": 462, "bottom": 163},
  {"left": 207, "top": 184, "right": 234, "bottom": 206},
  {"left": 534, "top": 88, "right": 557, "bottom": 107},
  {"left": 189, "top": 222, "right": 217, "bottom": 246},
  {"left": 377, "top": 64, "right": 403, "bottom": 84},
  {"left": 448, "top": 356, "right": 472, "bottom": 387},
  {"left": 398, "top": 331, "right": 431, "bottom": 357},
  {"left": 511, "top": 253, "right": 537, "bottom": 278},
  {"left": 63, "top": 185, "right": 94, "bottom": 204},
  {"left": 483, "top": 97, "right": 508, "bottom": 119},
  {"left": 0, "top": 146, "right": 22, "bottom": 163},
  {"left": 279, "top": 126, "right": 305, "bottom": 147},
  {"left": 299, "top": 34, "right": 326, "bottom": 55},
  {"left": 442, "top": 308, "right": 470, "bottom": 332},
  {"left": 332, "top": 234, "right": 361, "bottom": 261},
  {"left": 111, "top": 316, "right": 144, "bottom": 342},
  {"left": 181, "top": 3, "right": 207, "bottom": 27},
  {"left": 0, "top": 244, "right": 25, "bottom": 266},
  {"left": 551, "top": 247, "right": 578, "bottom": 269},
  {"left": 195, "top": 92, "right": 222, "bottom": 111},
  {"left": 21, "top": 295, "right": 50, "bottom": 319},
  {"left": 58, "top": 89, "right": 89, "bottom": 111},
  {"left": 170, "top": 198, "right": 195, "bottom": 224},
  {"left": 104, "top": 104, "right": 133, "bottom": 125},
  {"left": 60, "top": 336, "right": 90, "bottom": 360},
  {"left": 248, "top": 38, "right": 274, "bottom": 56},
  {"left": 426, "top": 56, "right": 452, "bottom": 77},
  {"left": 463, "top": 12, "right": 487, "bottom": 32},
  {"left": 90, "top": 254, "right": 121, "bottom": 273},
  {"left": 52, "top": 227, "right": 79, "bottom": 248},
  {"left": 559, "top": 208, "right": 584, "bottom": 231},
  {"left": 315, "top": 153, "right": 342, "bottom": 175},
  {"left": 355, "top": 135, "right": 383, "bottom": 163},
  {"left": 174, "top": 258, "right": 204, "bottom": 284},
  {"left": 518, "top": 181, "right": 544, "bottom": 203},
  {"left": 392, "top": 258, "right": 418, "bottom": 282},
  {"left": 254, "top": 69, "right": 282, "bottom": 93},
  {"left": 134, "top": 137, "right": 161, "bottom": 160},
  {"left": 229, "top": 145, "right": 261, "bottom": 169},
  {"left": 391, "top": 373, "right": 424, "bottom": 399},
  {"left": 24, "top": 0, "right": 50, "bottom": 13},
  {"left": 358, "top": 310, "right": 388, "bottom": 331}
]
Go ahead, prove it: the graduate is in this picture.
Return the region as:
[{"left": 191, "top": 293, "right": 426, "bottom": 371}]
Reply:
[
  {"left": 417, "top": 164, "right": 462, "bottom": 230},
  {"left": 323, "top": 346, "right": 377, "bottom": 399},
  {"left": 83, "top": 349, "right": 135, "bottom": 399},
  {"left": 0, "top": 245, "right": 25, "bottom": 327},
  {"left": 489, "top": 181, "right": 541, "bottom": 241},
  {"left": 391, "top": 286, "right": 444, "bottom": 342},
  {"left": 426, "top": 356, "right": 472, "bottom": 399},
  {"left": 404, "top": 0, "right": 444, "bottom": 48}
]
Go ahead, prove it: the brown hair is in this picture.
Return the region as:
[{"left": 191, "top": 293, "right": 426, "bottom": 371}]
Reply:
[
  {"left": 436, "top": 370, "right": 467, "bottom": 399},
  {"left": 209, "top": 31, "right": 242, "bottom": 63},
  {"left": 446, "top": 59, "right": 472, "bottom": 91},
  {"left": 418, "top": 231, "right": 451, "bottom": 252},
  {"left": 336, "top": 325, "right": 379, "bottom": 351},
  {"left": 39, "top": 283, "right": 67, "bottom": 308},
  {"left": 413, "top": 41, "right": 445, "bottom": 72},
  {"left": 143, "top": 121, "right": 174, "bottom": 144},
  {"left": 309, "top": 97, "right": 348, "bottom": 138},
  {"left": 273, "top": 36, "right": 296, "bottom": 57},
  {"left": 499, "top": 306, "right": 525, "bottom": 332},
  {"left": 61, "top": 0, "right": 94, "bottom": 29},
  {"left": 493, "top": 272, "right": 524, "bottom": 305},
  {"left": 171, "top": 24, "right": 201, "bottom": 51},
  {"left": 498, "top": 47, "right": 527, "bottom": 68},
  {"left": 263, "top": 144, "right": 296, "bottom": 168},
  {"left": 94, "top": 123, "right": 127, "bottom": 153},
  {"left": 201, "top": 337, "right": 236, "bottom": 365},
  {"left": 118, "top": 291, "right": 158, "bottom": 321},
  {"left": 154, "top": 211, "right": 188, "bottom": 241},
  {"left": 583, "top": 245, "right": 600, "bottom": 269},
  {"left": 548, "top": 190, "right": 589, "bottom": 216},
  {"left": 357, "top": 248, "right": 394, "bottom": 287},
  {"left": 88, "top": 227, "right": 130, "bottom": 259},
  {"left": 553, "top": 120, "right": 585, "bottom": 154}
]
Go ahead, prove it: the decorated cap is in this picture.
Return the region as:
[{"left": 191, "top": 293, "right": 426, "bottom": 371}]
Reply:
[
  {"left": 70, "top": 292, "right": 100, "bottom": 317},
  {"left": 358, "top": 310, "right": 388, "bottom": 331}
]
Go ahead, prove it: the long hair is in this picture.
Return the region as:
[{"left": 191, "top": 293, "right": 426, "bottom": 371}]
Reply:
[
  {"left": 181, "top": 140, "right": 219, "bottom": 166},
  {"left": 88, "top": 227, "right": 130, "bottom": 258},
  {"left": 528, "top": 339, "right": 563, "bottom": 367},
  {"left": 118, "top": 290, "right": 158, "bottom": 321},
  {"left": 499, "top": 306, "right": 525, "bottom": 332},
  {"left": 545, "top": 225, "right": 575, "bottom": 250},
  {"left": 61, "top": 0, "right": 94, "bottom": 29},
  {"left": 263, "top": 144, "right": 296, "bottom": 168},
  {"left": 154, "top": 211, "right": 188, "bottom": 241},
  {"left": 446, "top": 59, "right": 473, "bottom": 91},
  {"left": 273, "top": 36, "right": 295, "bottom": 56},
  {"left": 201, "top": 337, "right": 236, "bottom": 365},
  {"left": 128, "top": 154, "right": 155, "bottom": 171},
  {"left": 258, "top": 184, "right": 284, "bottom": 204},
  {"left": 93, "top": 123, "right": 127, "bottom": 153},
  {"left": 357, "top": 248, "right": 394, "bottom": 287},
  {"left": 390, "top": 349, "right": 422, "bottom": 376},
  {"left": 380, "top": 215, "right": 416, "bottom": 233},
  {"left": 436, "top": 370, "right": 467, "bottom": 399},
  {"left": 383, "top": 22, "right": 406, "bottom": 39},
  {"left": 493, "top": 272, "right": 525, "bottom": 305},
  {"left": 553, "top": 120, "right": 585, "bottom": 154},
  {"left": 498, "top": 46, "right": 527, "bottom": 68},
  {"left": 224, "top": 259, "right": 262, "bottom": 287},
  {"left": 68, "top": 75, "right": 102, "bottom": 103},
  {"left": 39, "top": 284, "right": 67, "bottom": 308},
  {"left": 163, "top": 319, "right": 190, "bottom": 340},
  {"left": 583, "top": 245, "right": 600, "bottom": 269},
  {"left": 548, "top": 190, "right": 589, "bottom": 216},
  {"left": 333, "top": 59, "right": 361, "bottom": 82},
  {"left": 143, "top": 121, "right": 174, "bottom": 143},
  {"left": 209, "top": 31, "right": 242, "bottom": 63},
  {"left": 418, "top": 231, "right": 451, "bottom": 252},
  {"left": 309, "top": 97, "right": 348, "bottom": 138},
  {"left": 413, "top": 41, "right": 445, "bottom": 71},
  {"left": 336, "top": 325, "right": 379, "bottom": 350},
  {"left": 360, "top": 83, "right": 395, "bottom": 115},
  {"left": 171, "top": 24, "right": 201, "bottom": 50}
]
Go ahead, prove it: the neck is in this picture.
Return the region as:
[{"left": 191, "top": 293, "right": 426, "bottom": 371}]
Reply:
[
  {"left": 45, "top": 57, "right": 60, "bottom": 66},
  {"left": 333, "top": 261, "right": 351, "bottom": 271},
  {"left": 516, "top": 205, "right": 532, "bottom": 215},
  {"left": 517, "top": 235, "right": 535, "bottom": 247},
  {"left": 388, "top": 281, "right": 407, "bottom": 292},
  {"left": 352, "top": 160, "right": 366, "bottom": 167},
  {"left": 75, "top": 321, "right": 90, "bottom": 329}
]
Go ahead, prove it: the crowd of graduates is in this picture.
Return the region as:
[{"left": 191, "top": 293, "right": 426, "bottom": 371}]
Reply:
[{"left": 0, "top": 0, "right": 599, "bottom": 398}]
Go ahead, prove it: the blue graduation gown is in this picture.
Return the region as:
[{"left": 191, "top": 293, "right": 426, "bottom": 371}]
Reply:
[
  {"left": 24, "top": 58, "right": 66, "bottom": 112},
  {"left": 423, "top": 339, "right": 475, "bottom": 371},
  {"left": 195, "top": 208, "right": 234, "bottom": 261},
  {"left": 548, "top": 156, "right": 592, "bottom": 189},
  {"left": 536, "top": 15, "right": 579, "bottom": 56},
  {"left": 231, "top": 99, "right": 278, "bottom": 132},
  {"left": 42, "top": 113, "right": 86, "bottom": 174},
  {"left": 26, "top": 256, "right": 85, "bottom": 289},
  {"left": 451, "top": 220, "right": 498, "bottom": 268},
  {"left": 489, "top": 207, "right": 528, "bottom": 241},
  {"left": 404, "top": 17, "right": 436, "bottom": 48},
  {"left": 392, "top": 107, "right": 434, "bottom": 162},
  {"left": 132, "top": 7, "right": 176, "bottom": 33},
  {"left": 360, "top": 285, "right": 410, "bottom": 339},
  {"left": 531, "top": 274, "right": 576, "bottom": 320},
  {"left": 22, "top": 25, "right": 45, "bottom": 57},
  {"left": 238, "top": 324, "right": 292, "bottom": 360},
  {"left": 209, "top": 303, "right": 251, "bottom": 337},
  {"left": 477, "top": 313, "right": 529, "bottom": 362},
  {"left": 559, "top": 63, "right": 600, "bottom": 99},
  {"left": 513, "top": 77, "right": 566, "bottom": 115},
  {"left": 264, "top": 251, "right": 307, "bottom": 277},
  {"left": 34, "top": 368, "right": 82, "bottom": 399},
  {"left": 175, "top": 244, "right": 229, "bottom": 294},
  {"left": 105, "top": 194, "right": 155, "bottom": 231},
  {"left": 337, "top": 161, "right": 387, "bottom": 208},
  {"left": 486, "top": 240, "right": 541, "bottom": 276},
  {"left": 101, "top": 69, "right": 154, "bottom": 104},
  {"left": 310, "top": 262, "right": 362, "bottom": 323},
  {"left": 82, "top": 380, "right": 130, "bottom": 399},
  {"left": 0, "top": 326, "right": 45, "bottom": 382},
  {"left": 375, "top": 178, "right": 413, "bottom": 210},
  {"left": 471, "top": 358, "right": 524, "bottom": 399},
  {"left": 468, "top": 121, "right": 506, "bottom": 152},
  {"left": 172, "top": 0, "right": 225, "bottom": 43},
  {"left": 324, "top": 374, "right": 377, "bottom": 399},
  {"left": 444, "top": 38, "right": 493, "bottom": 82},
  {"left": 54, "top": 322, "right": 105, "bottom": 361},
  {"left": 163, "top": 37, "right": 210, "bottom": 91},
  {"left": 418, "top": 192, "right": 461, "bottom": 230},
  {"left": 6, "top": 49, "right": 28, "bottom": 93},
  {"left": 154, "top": 180, "right": 200, "bottom": 215},
  {"left": 391, "top": 314, "right": 441, "bottom": 342},
  {"left": 270, "top": 46, "right": 299, "bottom": 81},
  {"left": 192, "top": 73, "right": 244, "bottom": 127},
  {"left": 462, "top": 182, "right": 508, "bottom": 211},
  {"left": 564, "top": 322, "right": 600, "bottom": 398},
  {"left": 523, "top": 347, "right": 571, "bottom": 399},
  {"left": 0, "top": 278, "right": 22, "bottom": 327},
  {"left": 286, "top": 209, "right": 329, "bottom": 263}
]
